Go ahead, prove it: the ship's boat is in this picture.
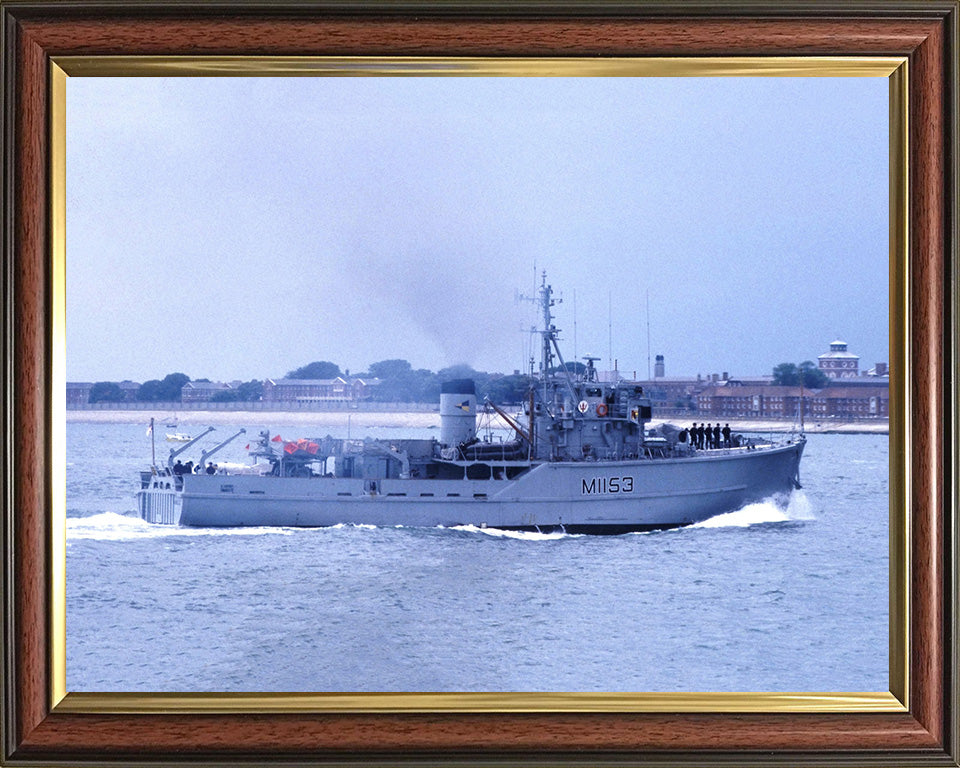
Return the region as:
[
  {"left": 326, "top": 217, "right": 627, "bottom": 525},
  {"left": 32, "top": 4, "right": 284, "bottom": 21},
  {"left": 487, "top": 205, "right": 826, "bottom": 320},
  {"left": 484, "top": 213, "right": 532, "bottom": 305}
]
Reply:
[{"left": 138, "top": 273, "right": 805, "bottom": 533}]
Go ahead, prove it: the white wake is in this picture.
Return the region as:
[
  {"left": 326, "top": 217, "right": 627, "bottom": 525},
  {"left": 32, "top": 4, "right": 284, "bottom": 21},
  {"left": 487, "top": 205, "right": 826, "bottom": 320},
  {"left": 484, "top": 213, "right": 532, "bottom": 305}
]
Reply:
[
  {"left": 448, "top": 524, "right": 575, "bottom": 541},
  {"left": 691, "top": 491, "right": 815, "bottom": 529},
  {"left": 66, "top": 512, "right": 294, "bottom": 541}
]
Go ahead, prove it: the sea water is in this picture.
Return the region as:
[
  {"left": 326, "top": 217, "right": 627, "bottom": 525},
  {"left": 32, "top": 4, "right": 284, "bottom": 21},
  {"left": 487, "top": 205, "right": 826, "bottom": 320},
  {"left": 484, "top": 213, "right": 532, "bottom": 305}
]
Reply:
[{"left": 65, "top": 421, "right": 888, "bottom": 693}]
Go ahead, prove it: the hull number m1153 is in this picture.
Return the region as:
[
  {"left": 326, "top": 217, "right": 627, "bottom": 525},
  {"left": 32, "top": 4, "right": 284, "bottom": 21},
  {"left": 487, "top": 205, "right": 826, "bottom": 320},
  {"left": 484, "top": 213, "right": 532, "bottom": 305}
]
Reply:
[{"left": 582, "top": 476, "right": 635, "bottom": 495}]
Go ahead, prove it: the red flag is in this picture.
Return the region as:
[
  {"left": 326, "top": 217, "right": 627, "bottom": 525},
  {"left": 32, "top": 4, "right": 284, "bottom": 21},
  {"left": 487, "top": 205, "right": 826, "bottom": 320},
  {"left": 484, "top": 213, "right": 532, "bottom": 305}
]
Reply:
[
  {"left": 271, "top": 434, "right": 282, "bottom": 442},
  {"left": 244, "top": 444, "right": 250, "bottom": 450}
]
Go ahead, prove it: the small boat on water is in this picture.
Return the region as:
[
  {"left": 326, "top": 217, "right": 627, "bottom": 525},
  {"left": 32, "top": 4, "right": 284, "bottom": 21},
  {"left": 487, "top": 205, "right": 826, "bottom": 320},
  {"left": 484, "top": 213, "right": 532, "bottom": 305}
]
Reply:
[
  {"left": 165, "top": 432, "right": 192, "bottom": 443},
  {"left": 138, "top": 272, "right": 805, "bottom": 532}
]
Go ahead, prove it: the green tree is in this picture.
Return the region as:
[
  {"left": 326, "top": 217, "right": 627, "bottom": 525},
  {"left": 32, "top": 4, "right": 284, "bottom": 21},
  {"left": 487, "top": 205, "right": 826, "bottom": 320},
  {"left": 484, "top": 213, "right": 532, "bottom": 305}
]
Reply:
[
  {"left": 773, "top": 362, "right": 830, "bottom": 389},
  {"left": 798, "top": 360, "right": 831, "bottom": 389},
  {"left": 88, "top": 381, "right": 126, "bottom": 403},
  {"left": 207, "top": 381, "right": 261, "bottom": 403},
  {"left": 367, "top": 359, "right": 412, "bottom": 379},
  {"left": 484, "top": 374, "right": 534, "bottom": 405},
  {"left": 136, "top": 379, "right": 164, "bottom": 401},
  {"left": 772, "top": 362, "right": 800, "bottom": 386},
  {"left": 438, "top": 363, "right": 479, "bottom": 381},
  {"left": 412, "top": 369, "right": 442, "bottom": 402},
  {"left": 363, "top": 361, "right": 442, "bottom": 403},
  {"left": 158, "top": 372, "right": 190, "bottom": 401},
  {"left": 236, "top": 380, "right": 263, "bottom": 401},
  {"left": 560, "top": 361, "right": 587, "bottom": 376},
  {"left": 137, "top": 373, "right": 190, "bottom": 402},
  {"left": 286, "top": 361, "right": 341, "bottom": 379}
]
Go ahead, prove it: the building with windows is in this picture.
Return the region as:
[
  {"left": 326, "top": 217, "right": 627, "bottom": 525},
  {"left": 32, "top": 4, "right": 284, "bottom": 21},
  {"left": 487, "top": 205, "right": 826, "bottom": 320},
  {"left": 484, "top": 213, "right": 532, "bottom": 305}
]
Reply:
[
  {"left": 810, "top": 386, "right": 889, "bottom": 419},
  {"left": 697, "top": 385, "right": 811, "bottom": 419},
  {"left": 181, "top": 381, "right": 233, "bottom": 403},
  {"left": 67, "top": 380, "right": 141, "bottom": 405},
  {"left": 697, "top": 382, "right": 888, "bottom": 420},
  {"left": 818, "top": 339, "right": 861, "bottom": 378},
  {"left": 262, "top": 377, "right": 381, "bottom": 404},
  {"left": 66, "top": 382, "right": 93, "bottom": 406}
]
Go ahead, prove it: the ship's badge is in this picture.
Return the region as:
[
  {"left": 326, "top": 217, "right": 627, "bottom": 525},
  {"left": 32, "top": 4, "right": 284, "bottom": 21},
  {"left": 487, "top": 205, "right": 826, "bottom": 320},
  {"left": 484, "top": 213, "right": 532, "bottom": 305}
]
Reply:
[{"left": 577, "top": 400, "right": 589, "bottom": 414}]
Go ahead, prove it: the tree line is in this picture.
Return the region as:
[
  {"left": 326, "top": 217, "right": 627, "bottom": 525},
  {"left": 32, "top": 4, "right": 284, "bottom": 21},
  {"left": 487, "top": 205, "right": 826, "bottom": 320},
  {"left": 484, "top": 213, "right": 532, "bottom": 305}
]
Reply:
[
  {"left": 85, "top": 360, "right": 536, "bottom": 405},
  {"left": 85, "top": 358, "right": 838, "bottom": 405}
]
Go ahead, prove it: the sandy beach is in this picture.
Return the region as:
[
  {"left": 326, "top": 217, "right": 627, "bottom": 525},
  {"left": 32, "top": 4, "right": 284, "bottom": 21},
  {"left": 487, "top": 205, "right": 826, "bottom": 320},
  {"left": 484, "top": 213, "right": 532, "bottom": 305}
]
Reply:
[{"left": 66, "top": 408, "right": 889, "bottom": 434}]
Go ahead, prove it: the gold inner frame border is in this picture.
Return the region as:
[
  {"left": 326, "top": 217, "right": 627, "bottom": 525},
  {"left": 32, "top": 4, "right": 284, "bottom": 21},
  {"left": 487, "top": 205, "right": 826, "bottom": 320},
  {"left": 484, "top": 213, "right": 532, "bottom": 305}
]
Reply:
[{"left": 48, "top": 54, "right": 909, "bottom": 715}]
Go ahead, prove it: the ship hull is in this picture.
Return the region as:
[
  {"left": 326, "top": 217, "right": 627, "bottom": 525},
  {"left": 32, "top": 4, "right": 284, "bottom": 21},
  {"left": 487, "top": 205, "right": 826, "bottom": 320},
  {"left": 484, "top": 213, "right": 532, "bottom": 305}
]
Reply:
[{"left": 170, "top": 440, "right": 804, "bottom": 533}]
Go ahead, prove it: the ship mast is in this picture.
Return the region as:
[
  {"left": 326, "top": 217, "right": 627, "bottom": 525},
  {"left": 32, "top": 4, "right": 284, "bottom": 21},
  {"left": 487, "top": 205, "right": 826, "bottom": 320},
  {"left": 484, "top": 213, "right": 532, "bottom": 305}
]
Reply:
[
  {"left": 521, "top": 271, "right": 579, "bottom": 405},
  {"left": 538, "top": 271, "right": 555, "bottom": 376}
]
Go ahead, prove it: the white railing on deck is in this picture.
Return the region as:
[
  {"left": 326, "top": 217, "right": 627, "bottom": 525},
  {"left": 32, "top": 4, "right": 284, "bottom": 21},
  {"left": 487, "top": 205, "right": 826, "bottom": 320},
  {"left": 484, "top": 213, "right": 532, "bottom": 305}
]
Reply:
[{"left": 137, "top": 487, "right": 178, "bottom": 525}]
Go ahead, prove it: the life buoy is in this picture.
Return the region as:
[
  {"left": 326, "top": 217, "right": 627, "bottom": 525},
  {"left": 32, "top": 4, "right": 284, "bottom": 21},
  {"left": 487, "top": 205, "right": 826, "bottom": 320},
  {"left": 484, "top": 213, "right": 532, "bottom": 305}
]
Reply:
[{"left": 596, "top": 403, "right": 608, "bottom": 417}]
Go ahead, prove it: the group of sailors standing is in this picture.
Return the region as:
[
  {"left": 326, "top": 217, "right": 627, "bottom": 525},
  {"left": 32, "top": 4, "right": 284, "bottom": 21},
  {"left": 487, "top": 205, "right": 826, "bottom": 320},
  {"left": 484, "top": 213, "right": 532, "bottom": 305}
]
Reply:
[
  {"left": 681, "top": 422, "right": 732, "bottom": 450},
  {"left": 173, "top": 459, "right": 219, "bottom": 475}
]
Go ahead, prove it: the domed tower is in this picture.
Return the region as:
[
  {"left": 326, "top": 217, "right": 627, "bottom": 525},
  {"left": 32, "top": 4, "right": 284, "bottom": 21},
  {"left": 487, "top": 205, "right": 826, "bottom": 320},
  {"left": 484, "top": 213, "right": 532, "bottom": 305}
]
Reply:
[{"left": 818, "top": 339, "right": 860, "bottom": 378}]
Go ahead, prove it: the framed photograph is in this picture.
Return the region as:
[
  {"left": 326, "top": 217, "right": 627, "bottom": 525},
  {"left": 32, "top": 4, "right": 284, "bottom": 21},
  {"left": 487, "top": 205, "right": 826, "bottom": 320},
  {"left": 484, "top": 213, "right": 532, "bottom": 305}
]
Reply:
[{"left": 2, "top": 2, "right": 956, "bottom": 765}]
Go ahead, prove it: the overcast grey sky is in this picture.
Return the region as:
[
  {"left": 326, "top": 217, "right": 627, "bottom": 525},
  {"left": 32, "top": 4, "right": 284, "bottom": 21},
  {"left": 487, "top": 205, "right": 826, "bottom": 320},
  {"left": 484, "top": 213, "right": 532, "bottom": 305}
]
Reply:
[{"left": 66, "top": 75, "right": 888, "bottom": 383}]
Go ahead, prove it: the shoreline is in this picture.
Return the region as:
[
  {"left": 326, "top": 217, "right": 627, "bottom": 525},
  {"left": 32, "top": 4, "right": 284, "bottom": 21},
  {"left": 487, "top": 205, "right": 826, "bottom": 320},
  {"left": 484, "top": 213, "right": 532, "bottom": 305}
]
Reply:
[{"left": 66, "top": 408, "right": 889, "bottom": 435}]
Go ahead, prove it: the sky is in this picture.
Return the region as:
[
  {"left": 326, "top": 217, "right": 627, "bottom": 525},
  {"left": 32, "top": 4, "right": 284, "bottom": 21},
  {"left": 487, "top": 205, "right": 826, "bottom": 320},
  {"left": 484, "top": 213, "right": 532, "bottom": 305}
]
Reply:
[{"left": 66, "top": 75, "right": 888, "bottom": 384}]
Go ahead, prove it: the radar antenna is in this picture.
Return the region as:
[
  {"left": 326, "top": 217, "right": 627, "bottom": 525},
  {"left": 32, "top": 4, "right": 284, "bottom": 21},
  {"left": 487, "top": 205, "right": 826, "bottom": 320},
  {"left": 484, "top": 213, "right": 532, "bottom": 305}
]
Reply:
[
  {"left": 518, "top": 270, "right": 562, "bottom": 376},
  {"left": 582, "top": 355, "right": 601, "bottom": 382}
]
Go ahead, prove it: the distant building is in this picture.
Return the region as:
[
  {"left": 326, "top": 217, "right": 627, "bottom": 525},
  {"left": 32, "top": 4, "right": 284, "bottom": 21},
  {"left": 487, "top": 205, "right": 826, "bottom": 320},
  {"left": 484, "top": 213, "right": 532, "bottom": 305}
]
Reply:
[
  {"left": 811, "top": 386, "right": 889, "bottom": 419},
  {"left": 117, "top": 381, "right": 140, "bottom": 400},
  {"left": 727, "top": 375, "right": 776, "bottom": 387},
  {"left": 697, "top": 385, "right": 810, "bottom": 419},
  {"left": 66, "top": 382, "right": 93, "bottom": 406},
  {"left": 632, "top": 376, "right": 703, "bottom": 412},
  {"left": 818, "top": 339, "right": 860, "bottom": 378},
  {"left": 262, "top": 377, "right": 381, "bottom": 404},
  {"left": 181, "top": 381, "right": 232, "bottom": 403},
  {"left": 697, "top": 382, "right": 888, "bottom": 420},
  {"left": 67, "top": 380, "right": 140, "bottom": 405}
]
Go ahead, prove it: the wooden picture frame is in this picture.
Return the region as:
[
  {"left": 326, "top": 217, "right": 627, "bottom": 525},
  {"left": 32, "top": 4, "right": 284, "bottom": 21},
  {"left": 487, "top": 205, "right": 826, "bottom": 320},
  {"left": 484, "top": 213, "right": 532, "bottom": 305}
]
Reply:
[{"left": 2, "top": 2, "right": 957, "bottom": 765}]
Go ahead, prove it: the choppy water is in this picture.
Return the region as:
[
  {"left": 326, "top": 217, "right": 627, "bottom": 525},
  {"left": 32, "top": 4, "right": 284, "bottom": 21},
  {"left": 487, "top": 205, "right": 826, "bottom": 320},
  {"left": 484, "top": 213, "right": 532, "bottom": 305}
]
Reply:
[{"left": 66, "top": 421, "right": 888, "bottom": 693}]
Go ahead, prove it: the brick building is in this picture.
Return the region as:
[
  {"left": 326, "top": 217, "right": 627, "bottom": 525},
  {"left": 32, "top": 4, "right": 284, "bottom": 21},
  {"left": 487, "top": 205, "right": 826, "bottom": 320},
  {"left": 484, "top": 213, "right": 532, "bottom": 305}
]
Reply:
[
  {"left": 818, "top": 339, "right": 860, "bottom": 378},
  {"left": 262, "top": 377, "right": 381, "bottom": 404},
  {"left": 66, "top": 382, "right": 93, "bottom": 406},
  {"left": 810, "top": 386, "right": 889, "bottom": 418},
  {"left": 698, "top": 383, "right": 888, "bottom": 420},
  {"left": 181, "top": 381, "right": 233, "bottom": 403},
  {"left": 697, "top": 385, "right": 811, "bottom": 419}
]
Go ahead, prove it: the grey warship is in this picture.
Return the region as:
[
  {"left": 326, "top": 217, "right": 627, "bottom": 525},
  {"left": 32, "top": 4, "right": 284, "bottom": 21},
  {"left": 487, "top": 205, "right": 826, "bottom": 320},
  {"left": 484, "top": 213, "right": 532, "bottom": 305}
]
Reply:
[{"left": 138, "top": 273, "right": 805, "bottom": 533}]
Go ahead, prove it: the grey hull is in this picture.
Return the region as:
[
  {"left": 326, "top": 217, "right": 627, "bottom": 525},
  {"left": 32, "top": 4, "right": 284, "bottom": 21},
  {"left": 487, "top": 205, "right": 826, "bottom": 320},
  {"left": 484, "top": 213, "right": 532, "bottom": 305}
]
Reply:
[{"left": 174, "top": 440, "right": 804, "bottom": 533}]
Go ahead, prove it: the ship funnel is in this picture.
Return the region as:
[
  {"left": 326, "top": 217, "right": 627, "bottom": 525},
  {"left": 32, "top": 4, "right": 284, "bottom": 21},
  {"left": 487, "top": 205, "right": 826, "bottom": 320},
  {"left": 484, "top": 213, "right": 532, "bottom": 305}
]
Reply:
[{"left": 440, "top": 379, "right": 477, "bottom": 447}]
